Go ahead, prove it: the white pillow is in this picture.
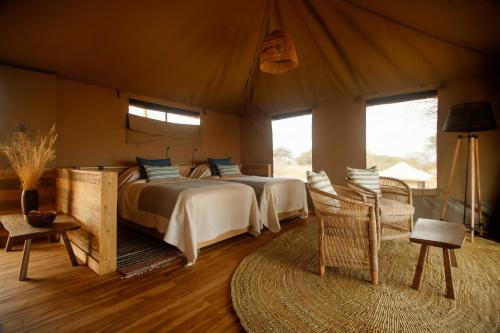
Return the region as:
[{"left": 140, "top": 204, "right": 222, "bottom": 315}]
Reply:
[
  {"left": 347, "top": 166, "right": 381, "bottom": 194},
  {"left": 307, "top": 170, "right": 337, "bottom": 195}
]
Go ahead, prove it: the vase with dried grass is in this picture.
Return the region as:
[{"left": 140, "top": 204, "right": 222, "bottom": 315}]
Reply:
[{"left": 0, "top": 125, "right": 57, "bottom": 215}]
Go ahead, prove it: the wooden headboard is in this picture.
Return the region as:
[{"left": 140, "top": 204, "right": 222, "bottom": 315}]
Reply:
[{"left": 241, "top": 164, "right": 272, "bottom": 177}]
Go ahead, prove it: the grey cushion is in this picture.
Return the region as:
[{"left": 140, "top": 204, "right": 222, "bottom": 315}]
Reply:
[{"left": 378, "top": 198, "right": 414, "bottom": 216}]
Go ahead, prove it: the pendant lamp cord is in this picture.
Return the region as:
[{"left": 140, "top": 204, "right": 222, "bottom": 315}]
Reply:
[{"left": 238, "top": 0, "right": 272, "bottom": 113}]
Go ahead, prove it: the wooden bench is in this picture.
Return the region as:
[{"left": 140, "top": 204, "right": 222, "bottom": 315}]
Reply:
[
  {"left": 1, "top": 214, "right": 81, "bottom": 281},
  {"left": 410, "top": 218, "right": 466, "bottom": 299}
]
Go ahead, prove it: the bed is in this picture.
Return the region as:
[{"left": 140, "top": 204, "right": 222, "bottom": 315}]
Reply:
[
  {"left": 118, "top": 167, "right": 260, "bottom": 265},
  {"left": 191, "top": 163, "right": 308, "bottom": 232}
]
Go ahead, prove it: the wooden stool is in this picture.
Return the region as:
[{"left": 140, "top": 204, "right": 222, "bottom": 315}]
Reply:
[
  {"left": 410, "top": 218, "right": 466, "bottom": 299},
  {"left": 1, "top": 214, "right": 81, "bottom": 281}
]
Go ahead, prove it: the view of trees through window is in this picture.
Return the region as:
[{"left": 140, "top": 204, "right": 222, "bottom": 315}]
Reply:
[
  {"left": 272, "top": 114, "right": 312, "bottom": 182},
  {"left": 366, "top": 96, "right": 437, "bottom": 189}
]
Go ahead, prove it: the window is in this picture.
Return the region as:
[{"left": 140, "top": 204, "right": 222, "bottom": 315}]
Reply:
[
  {"left": 128, "top": 99, "right": 200, "bottom": 125},
  {"left": 272, "top": 111, "right": 312, "bottom": 182},
  {"left": 129, "top": 105, "right": 166, "bottom": 121},
  {"left": 366, "top": 91, "right": 437, "bottom": 189}
]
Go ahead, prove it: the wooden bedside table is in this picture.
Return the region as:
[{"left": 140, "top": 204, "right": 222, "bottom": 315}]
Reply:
[{"left": 1, "top": 214, "right": 81, "bottom": 281}]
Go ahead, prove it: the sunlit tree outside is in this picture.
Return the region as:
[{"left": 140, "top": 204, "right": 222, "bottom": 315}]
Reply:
[
  {"left": 366, "top": 97, "right": 437, "bottom": 189},
  {"left": 272, "top": 114, "right": 312, "bottom": 181}
]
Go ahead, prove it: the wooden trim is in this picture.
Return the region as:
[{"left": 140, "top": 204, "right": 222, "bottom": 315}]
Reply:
[
  {"left": 56, "top": 168, "right": 117, "bottom": 275},
  {"left": 469, "top": 136, "right": 475, "bottom": 242},
  {"left": 474, "top": 138, "right": 483, "bottom": 236},
  {"left": 129, "top": 99, "right": 200, "bottom": 118},
  {"left": 119, "top": 216, "right": 250, "bottom": 249},
  {"left": 278, "top": 209, "right": 303, "bottom": 221},
  {"left": 73, "top": 165, "right": 192, "bottom": 177},
  {"left": 367, "top": 90, "right": 437, "bottom": 106},
  {"left": 197, "top": 227, "right": 250, "bottom": 248},
  {"left": 118, "top": 217, "right": 164, "bottom": 239},
  {"left": 271, "top": 109, "right": 312, "bottom": 120},
  {"left": 441, "top": 137, "right": 462, "bottom": 220},
  {"left": 241, "top": 164, "right": 272, "bottom": 177}
]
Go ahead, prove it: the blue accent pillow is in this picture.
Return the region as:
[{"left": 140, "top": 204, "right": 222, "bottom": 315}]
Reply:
[
  {"left": 136, "top": 157, "right": 171, "bottom": 179},
  {"left": 208, "top": 158, "right": 233, "bottom": 176}
]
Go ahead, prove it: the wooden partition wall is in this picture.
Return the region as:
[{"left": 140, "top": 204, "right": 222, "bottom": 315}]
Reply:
[
  {"left": 241, "top": 164, "right": 272, "bottom": 177},
  {"left": 56, "top": 168, "right": 117, "bottom": 275}
]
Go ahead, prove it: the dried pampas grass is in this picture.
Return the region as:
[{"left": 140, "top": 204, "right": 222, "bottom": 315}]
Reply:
[{"left": 0, "top": 125, "right": 57, "bottom": 190}]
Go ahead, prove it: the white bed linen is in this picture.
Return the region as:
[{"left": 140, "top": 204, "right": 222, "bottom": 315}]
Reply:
[
  {"left": 188, "top": 164, "right": 308, "bottom": 232},
  {"left": 226, "top": 176, "right": 308, "bottom": 232},
  {"left": 118, "top": 178, "right": 260, "bottom": 265}
]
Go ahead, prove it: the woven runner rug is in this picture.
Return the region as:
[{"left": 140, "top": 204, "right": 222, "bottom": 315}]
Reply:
[
  {"left": 232, "top": 218, "right": 500, "bottom": 333},
  {"left": 117, "top": 224, "right": 185, "bottom": 278}
]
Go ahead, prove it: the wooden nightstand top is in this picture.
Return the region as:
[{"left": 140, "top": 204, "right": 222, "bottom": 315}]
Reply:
[{"left": 0, "top": 214, "right": 80, "bottom": 241}]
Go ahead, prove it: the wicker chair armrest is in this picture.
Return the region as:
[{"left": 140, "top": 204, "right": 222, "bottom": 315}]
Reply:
[
  {"left": 379, "top": 177, "right": 412, "bottom": 204},
  {"left": 381, "top": 187, "right": 412, "bottom": 204},
  {"left": 380, "top": 176, "right": 410, "bottom": 191},
  {"left": 308, "top": 186, "right": 374, "bottom": 209},
  {"left": 345, "top": 179, "right": 378, "bottom": 199},
  {"left": 332, "top": 184, "right": 366, "bottom": 202}
]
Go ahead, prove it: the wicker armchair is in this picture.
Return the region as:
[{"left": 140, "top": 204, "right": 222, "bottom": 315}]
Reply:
[
  {"left": 308, "top": 186, "right": 378, "bottom": 285},
  {"left": 346, "top": 176, "right": 415, "bottom": 246}
]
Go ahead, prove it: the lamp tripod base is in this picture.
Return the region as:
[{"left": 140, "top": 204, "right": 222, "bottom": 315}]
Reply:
[{"left": 440, "top": 134, "right": 483, "bottom": 242}]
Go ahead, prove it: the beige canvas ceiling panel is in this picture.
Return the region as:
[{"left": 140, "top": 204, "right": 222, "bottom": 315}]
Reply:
[
  {"left": 249, "top": 0, "right": 495, "bottom": 113},
  {"left": 0, "top": 0, "right": 498, "bottom": 114}
]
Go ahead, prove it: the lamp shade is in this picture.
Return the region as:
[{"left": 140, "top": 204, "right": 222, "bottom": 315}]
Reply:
[
  {"left": 443, "top": 101, "right": 497, "bottom": 132},
  {"left": 260, "top": 30, "right": 299, "bottom": 74}
]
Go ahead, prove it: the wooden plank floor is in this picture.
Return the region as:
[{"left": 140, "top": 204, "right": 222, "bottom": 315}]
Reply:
[{"left": 0, "top": 218, "right": 306, "bottom": 333}]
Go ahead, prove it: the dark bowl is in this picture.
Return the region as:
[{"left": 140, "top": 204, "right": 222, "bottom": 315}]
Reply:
[{"left": 24, "top": 211, "right": 57, "bottom": 227}]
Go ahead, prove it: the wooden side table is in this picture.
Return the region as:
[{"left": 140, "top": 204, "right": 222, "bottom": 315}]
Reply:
[
  {"left": 1, "top": 214, "right": 81, "bottom": 281},
  {"left": 410, "top": 218, "right": 466, "bottom": 299}
]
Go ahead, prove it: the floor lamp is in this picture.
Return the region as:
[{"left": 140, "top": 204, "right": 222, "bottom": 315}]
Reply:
[{"left": 441, "top": 102, "right": 497, "bottom": 242}]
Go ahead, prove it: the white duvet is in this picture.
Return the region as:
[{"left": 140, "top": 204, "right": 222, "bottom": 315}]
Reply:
[
  {"left": 118, "top": 178, "right": 260, "bottom": 265},
  {"left": 223, "top": 176, "right": 308, "bottom": 232},
  {"left": 188, "top": 165, "right": 308, "bottom": 232}
]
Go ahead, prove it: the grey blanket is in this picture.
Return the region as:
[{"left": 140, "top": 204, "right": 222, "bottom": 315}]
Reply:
[
  {"left": 224, "top": 176, "right": 275, "bottom": 200},
  {"left": 138, "top": 179, "right": 231, "bottom": 219}
]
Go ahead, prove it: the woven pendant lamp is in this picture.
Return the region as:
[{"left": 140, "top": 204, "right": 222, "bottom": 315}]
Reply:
[{"left": 260, "top": 29, "right": 299, "bottom": 74}]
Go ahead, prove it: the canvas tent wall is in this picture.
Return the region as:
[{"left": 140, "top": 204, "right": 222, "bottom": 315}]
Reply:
[{"left": 0, "top": 1, "right": 499, "bottom": 231}]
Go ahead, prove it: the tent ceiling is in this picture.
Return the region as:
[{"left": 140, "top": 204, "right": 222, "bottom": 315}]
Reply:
[{"left": 0, "top": 0, "right": 498, "bottom": 114}]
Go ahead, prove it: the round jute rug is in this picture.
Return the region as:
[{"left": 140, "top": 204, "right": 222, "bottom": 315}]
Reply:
[{"left": 231, "top": 219, "right": 500, "bottom": 333}]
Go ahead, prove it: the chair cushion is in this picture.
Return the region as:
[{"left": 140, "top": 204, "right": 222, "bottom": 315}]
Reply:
[
  {"left": 347, "top": 166, "right": 381, "bottom": 194},
  {"left": 307, "top": 170, "right": 337, "bottom": 195},
  {"left": 379, "top": 198, "right": 414, "bottom": 216}
]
